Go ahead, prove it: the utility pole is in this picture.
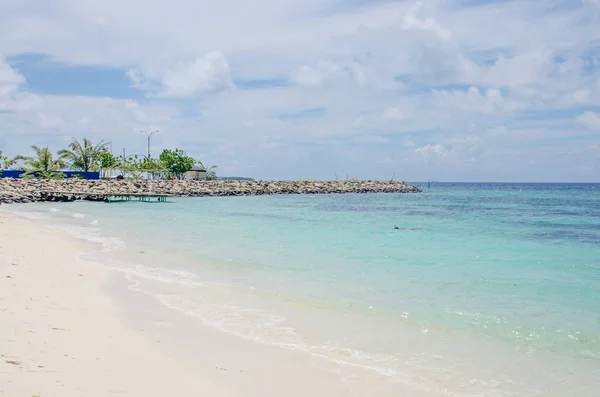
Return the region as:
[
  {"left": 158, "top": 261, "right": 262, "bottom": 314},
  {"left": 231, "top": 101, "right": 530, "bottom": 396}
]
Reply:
[{"left": 141, "top": 129, "right": 159, "bottom": 159}]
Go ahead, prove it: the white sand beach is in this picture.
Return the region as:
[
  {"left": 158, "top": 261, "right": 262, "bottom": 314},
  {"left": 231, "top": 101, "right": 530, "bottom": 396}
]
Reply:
[{"left": 0, "top": 212, "right": 355, "bottom": 397}]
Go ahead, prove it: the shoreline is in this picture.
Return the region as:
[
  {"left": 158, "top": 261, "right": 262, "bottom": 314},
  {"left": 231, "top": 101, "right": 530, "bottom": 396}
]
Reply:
[
  {"left": 0, "top": 211, "right": 375, "bottom": 396},
  {"left": 0, "top": 179, "right": 421, "bottom": 203},
  {"left": 2, "top": 193, "right": 599, "bottom": 397}
]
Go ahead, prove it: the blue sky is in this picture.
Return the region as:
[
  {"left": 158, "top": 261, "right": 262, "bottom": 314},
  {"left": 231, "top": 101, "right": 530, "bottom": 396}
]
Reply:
[
  {"left": 7, "top": 54, "right": 140, "bottom": 99},
  {"left": 1, "top": 0, "right": 599, "bottom": 181}
]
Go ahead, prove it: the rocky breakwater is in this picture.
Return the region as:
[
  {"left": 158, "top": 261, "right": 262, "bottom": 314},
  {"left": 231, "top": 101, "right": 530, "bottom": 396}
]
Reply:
[{"left": 0, "top": 178, "right": 421, "bottom": 203}]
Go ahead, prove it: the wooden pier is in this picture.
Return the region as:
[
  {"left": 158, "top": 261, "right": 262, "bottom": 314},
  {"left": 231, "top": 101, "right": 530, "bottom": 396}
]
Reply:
[{"left": 40, "top": 191, "right": 171, "bottom": 203}]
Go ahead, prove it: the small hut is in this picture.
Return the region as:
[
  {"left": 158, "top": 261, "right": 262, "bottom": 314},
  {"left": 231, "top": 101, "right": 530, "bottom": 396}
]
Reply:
[{"left": 185, "top": 165, "right": 207, "bottom": 180}]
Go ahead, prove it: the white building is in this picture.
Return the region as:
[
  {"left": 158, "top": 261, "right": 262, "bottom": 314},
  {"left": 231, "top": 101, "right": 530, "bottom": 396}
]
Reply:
[{"left": 185, "top": 165, "right": 207, "bottom": 180}]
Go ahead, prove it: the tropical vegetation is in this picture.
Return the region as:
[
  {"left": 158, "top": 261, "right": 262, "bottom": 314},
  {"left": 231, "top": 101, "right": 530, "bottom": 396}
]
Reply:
[
  {"left": 197, "top": 161, "right": 218, "bottom": 180},
  {"left": 0, "top": 150, "right": 24, "bottom": 176},
  {"left": 159, "top": 149, "right": 195, "bottom": 179},
  {"left": 22, "top": 145, "right": 67, "bottom": 178},
  {"left": 58, "top": 138, "right": 108, "bottom": 172},
  {"left": 0, "top": 138, "right": 217, "bottom": 180}
]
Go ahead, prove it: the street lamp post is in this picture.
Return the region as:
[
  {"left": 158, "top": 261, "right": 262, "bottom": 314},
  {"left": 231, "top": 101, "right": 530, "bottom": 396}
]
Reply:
[{"left": 141, "top": 129, "right": 159, "bottom": 159}]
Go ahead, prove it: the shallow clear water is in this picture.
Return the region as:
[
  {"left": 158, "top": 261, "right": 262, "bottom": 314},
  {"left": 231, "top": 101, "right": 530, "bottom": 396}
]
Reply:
[{"left": 7, "top": 183, "right": 600, "bottom": 396}]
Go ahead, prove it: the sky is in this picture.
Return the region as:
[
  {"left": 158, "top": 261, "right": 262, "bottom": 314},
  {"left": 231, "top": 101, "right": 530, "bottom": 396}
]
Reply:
[{"left": 1, "top": 0, "right": 599, "bottom": 182}]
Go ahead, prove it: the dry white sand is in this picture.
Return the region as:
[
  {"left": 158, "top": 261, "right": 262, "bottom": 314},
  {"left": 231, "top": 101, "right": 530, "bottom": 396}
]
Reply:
[
  {"left": 0, "top": 212, "right": 241, "bottom": 396},
  {"left": 0, "top": 212, "right": 355, "bottom": 397}
]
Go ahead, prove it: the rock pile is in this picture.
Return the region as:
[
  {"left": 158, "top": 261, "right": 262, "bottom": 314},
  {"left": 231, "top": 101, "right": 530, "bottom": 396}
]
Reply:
[{"left": 0, "top": 178, "right": 421, "bottom": 204}]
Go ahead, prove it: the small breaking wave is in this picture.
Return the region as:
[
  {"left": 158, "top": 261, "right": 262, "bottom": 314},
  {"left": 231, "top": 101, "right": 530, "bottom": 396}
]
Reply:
[
  {"left": 116, "top": 264, "right": 204, "bottom": 288},
  {"left": 55, "top": 224, "right": 126, "bottom": 252},
  {"left": 8, "top": 210, "right": 47, "bottom": 220}
]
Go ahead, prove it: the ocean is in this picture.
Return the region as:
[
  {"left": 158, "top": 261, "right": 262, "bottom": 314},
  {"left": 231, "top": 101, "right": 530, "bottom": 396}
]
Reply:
[{"left": 6, "top": 183, "right": 600, "bottom": 396}]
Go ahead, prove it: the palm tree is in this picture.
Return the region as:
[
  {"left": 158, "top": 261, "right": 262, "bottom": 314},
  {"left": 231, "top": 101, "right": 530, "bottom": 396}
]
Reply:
[
  {"left": 0, "top": 150, "right": 23, "bottom": 170},
  {"left": 0, "top": 150, "right": 27, "bottom": 170},
  {"left": 58, "top": 138, "right": 108, "bottom": 172},
  {"left": 23, "top": 146, "right": 65, "bottom": 174},
  {"left": 197, "top": 161, "right": 218, "bottom": 180}
]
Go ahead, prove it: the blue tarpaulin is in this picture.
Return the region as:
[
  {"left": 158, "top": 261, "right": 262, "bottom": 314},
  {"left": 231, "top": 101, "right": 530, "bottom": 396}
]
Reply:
[{"left": 0, "top": 170, "right": 100, "bottom": 179}]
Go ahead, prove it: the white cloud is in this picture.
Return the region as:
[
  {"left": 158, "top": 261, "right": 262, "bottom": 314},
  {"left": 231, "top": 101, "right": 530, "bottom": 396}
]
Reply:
[
  {"left": 576, "top": 111, "right": 600, "bottom": 130},
  {"left": 128, "top": 51, "right": 235, "bottom": 98},
  {"left": 1, "top": 94, "right": 180, "bottom": 158},
  {"left": 126, "top": 68, "right": 152, "bottom": 91},
  {"left": 160, "top": 52, "right": 234, "bottom": 97},
  {"left": 290, "top": 60, "right": 385, "bottom": 88},
  {"left": 480, "top": 50, "right": 555, "bottom": 88},
  {"left": 0, "top": 56, "right": 42, "bottom": 113},
  {"left": 0, "top": 57, "right": 25, "bottom": 94},
  {"left": 402, "top": 2, "right": 452, "bottom": 41},
  {"left": 415, "top": 143, "right": 448, "bottom": 161},
  {"left": 402, "top": 138, "right": 416, "bottom": 148},
  {"left": 567, "top": 89, "right": 591, "bottom": 104},
  {"left": 291, "top": 61, "right": 342, "bottom": 87},
  {"left": 382, "top": 107, "right": 405, "bottom": 121},
  {"left": 0, "top": 1, "right": 600, "bottom": 180},
  {"left": 432, "top": 86, "right": 512, "bottom": 114},
  {"left": 37, "top": 113, "right": 65, "bottom": 128}
]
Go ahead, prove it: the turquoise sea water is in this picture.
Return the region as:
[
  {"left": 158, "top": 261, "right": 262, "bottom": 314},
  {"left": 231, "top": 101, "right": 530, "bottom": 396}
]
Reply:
[{"left": 7, "top": 183, "right": 600, "bottom": 396}]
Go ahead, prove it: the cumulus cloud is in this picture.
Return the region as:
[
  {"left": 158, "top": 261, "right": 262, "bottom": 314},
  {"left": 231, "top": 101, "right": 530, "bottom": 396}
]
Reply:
[
  {"left": 0, "top": 56, "right": 42, "bottom": 113},
  {"left": 0, "top": 57, "right": 25, "bottom": 94},
  {"left": 160, "top": 52, "right": 234, "bottom": 97},
  {"left": 432, "top": 87, "right": 511, "bottom": 114},
  {"left": 291, "top": 61, "right": 342, "bottom": 87},
  {"left": 402, "top": 2, "right": 452, "bottom": 41},
  {"left": 128, "top": 51, "right": 235, "bottom": 98},
  {"left": 396, "top": 2, "right": 481, "bottom": 85},
  {"left": 415, "top": 143, "right": 448, "bottom": 161},
  {"left": 576, "top": 111, "right": 600, "bottom": 130},
  {"left": 290, "top": 60, "right": 382, "bottom": 88},
  {"left": 481, "top": 50, "right": 555, "bottom": 88}
]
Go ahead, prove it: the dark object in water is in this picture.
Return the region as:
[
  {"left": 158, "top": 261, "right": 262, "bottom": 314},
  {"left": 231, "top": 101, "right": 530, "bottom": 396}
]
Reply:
[{"left": 394, "top": 225, "right": 400, "bottom": 230}]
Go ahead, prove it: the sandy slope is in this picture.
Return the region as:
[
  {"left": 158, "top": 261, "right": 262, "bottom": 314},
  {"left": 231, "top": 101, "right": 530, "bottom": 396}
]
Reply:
[
  {"left": 0, "top": 211, "right": 357, "bottom": 397},
  {"left": 0, "top": 212, "right": 239, "bottom": 397}
]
